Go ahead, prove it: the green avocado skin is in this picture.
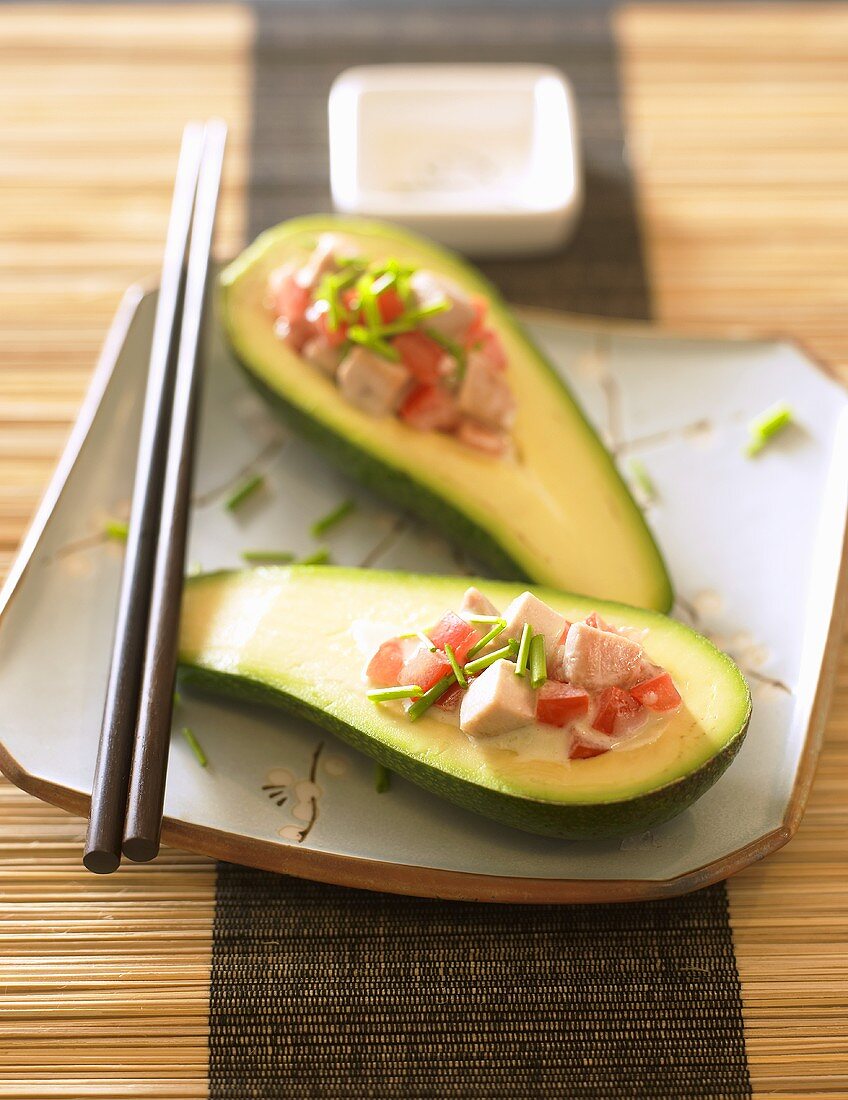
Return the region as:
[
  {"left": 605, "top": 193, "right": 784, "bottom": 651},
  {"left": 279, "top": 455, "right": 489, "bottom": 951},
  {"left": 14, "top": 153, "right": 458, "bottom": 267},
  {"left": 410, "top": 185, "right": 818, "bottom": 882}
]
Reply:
[
  {"left": 219, "top": 215, "right": 674, "bottom": 613},
  {"left": 179, "top": 661, "right": 750, "bottom": 841}
]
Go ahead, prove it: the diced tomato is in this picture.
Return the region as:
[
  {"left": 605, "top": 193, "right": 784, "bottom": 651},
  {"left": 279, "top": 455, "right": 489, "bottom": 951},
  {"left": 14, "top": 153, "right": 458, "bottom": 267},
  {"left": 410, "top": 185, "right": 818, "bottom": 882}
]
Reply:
[
  {"left": 316, "top": 311, "right": 348, "bottom": 348},
  {"left": 435, "top": 681, "right": 465, "bottom": 712},
  {"left": 536, "top": 682, "right": 590, "bottom": 727},
  {"left": 454, "top": 419, "right": 509, "bottom": 456},
  {"left": 366, "top": 639, "right": 405, "bottom": 687},
  {"left": 392, "top": 331, "right": 446, "bottom": 384},
  {"left": 631, "top": 672, "right": 681, "bottom": 712},
  {"left": 402, "top": 648, "right": 452, "bottom": 693},
  {"left": 592, "top": 686, "right": 642, "bottom": 735},
  {"left": 464, "top": 295, "right": 488, "bottom": 346},
  {"left": 399, "top": 385, "right": 458, "bottom": 432},
  {"left": 376, "top": 287, "right": 405, "bottom": 324},
  {"left": 569, "top": 735, "right": 610, "bottom": 761},
  {"left": 274, "top": 273, "right": 310, "bottom": 323},
  {"left": 428, "top": 611, "right": 478, "bottom": 664},
  {"left": 475, "top": 329, "right": 508, "bottom": 371}
]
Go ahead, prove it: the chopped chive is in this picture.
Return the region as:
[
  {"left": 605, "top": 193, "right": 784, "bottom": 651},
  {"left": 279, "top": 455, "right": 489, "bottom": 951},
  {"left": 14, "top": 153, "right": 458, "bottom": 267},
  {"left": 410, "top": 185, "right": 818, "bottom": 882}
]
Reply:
[
  {"left": 529, "top": 634, "right": 547, "bottom": 689},
  {"left": 417, "top": 631, "right": 437, "bottom": 652},
  {"left": 103, "top": 517, "right": 128, "bottom": 541},
  {"left": 424, "top": 326, "right": 466, "bottom": 370},
  {"left": 465, "top": 618, "right": 507, "bottom": 659},
  {"left": 241, "top": 549, "right": 296, "bottom": 564},
  {"left": 746, "top": 402, "right": 794, "bottom": 456},
  {"left": 411, "top": 300, "right": 450, "bottom": 319},
  {"left": 444, "top": 644, "right": 468, "bottom": 689},
  {"left": 374, "top": 763, "right": 391, "bottom": 793},
  {"left": 310, "top": 499, "right": 356, "bottom": 538},
  {"left": 627, "top": 459, "right": 656, "bottom": 503},
  {"left": 348, "top": 325, "right": 400, "bottom": 362},
  {"left": 515, "top": 623, "right": 533, "bottom": 676},
  {"left": 370, "top": 270, "right": 397, "bottom": 297},
  {"left": 182, "top": 727, "right": 207, "bottom": 768},
  {"left": 225, "top": 474, "right": 264, "bottom": 512},
  {"left": 367, "top": 684, "right": 424, "bottom": 702},
  {"left": 465, "top": 614, "right": 502, "bottom": 624},
  {"left": 464, "top": 640, "right": 520, "bottom": 676},
  {"left": 299, "top": 547, "right": 331, "bottom": 566},
  {"left": 407, "top": 673, "right": 457, "bottom": 721}
]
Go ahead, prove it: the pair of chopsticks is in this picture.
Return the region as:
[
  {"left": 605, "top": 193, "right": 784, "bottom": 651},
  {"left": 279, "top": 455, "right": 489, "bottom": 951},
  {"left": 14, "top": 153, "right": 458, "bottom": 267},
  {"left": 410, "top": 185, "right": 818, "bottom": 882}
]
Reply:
[{"left": 83, "top": 121, "right": 227, "bottom": 874}]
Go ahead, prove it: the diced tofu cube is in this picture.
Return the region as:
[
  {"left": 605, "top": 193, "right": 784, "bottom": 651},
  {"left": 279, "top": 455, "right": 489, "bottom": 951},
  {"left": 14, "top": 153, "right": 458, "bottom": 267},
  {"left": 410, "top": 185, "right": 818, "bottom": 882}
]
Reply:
[
  {"left": 459, "top": 586, "right": 499, "bottom": 620},
  {"left": 302, "top": 336, "right": 344, "bottom": 377},
  {"left": 460, "top": 660, "right": 534, "bottom": 739},
  {"left": 457, "top": 351, "right": 515, "bottom": 431},
  {"left": 501, "top": 592, "right": 568, "bottom": 663},
  {"left": 410, "top": 270, "right": 477, "bottom": 339},
  {"left": 563, "top": 622, "right": 643, "bottom": 692},
  {"left": 337, "top": 347, "right": 410, "bottom": 417}
]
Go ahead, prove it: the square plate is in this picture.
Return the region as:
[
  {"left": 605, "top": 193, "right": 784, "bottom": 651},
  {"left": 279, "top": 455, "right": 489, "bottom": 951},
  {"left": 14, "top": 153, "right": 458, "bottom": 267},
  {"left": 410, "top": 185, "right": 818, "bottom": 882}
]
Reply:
[{"left": 1, "top": 286, "right": 846, "bottom": 902}]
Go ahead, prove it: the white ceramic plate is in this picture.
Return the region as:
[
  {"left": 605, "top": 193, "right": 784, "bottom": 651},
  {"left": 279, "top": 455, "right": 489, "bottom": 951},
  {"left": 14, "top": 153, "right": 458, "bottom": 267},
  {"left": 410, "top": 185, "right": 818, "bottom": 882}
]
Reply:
[{"left": 1, "top": 286, "right": 846, "bottom": 902}]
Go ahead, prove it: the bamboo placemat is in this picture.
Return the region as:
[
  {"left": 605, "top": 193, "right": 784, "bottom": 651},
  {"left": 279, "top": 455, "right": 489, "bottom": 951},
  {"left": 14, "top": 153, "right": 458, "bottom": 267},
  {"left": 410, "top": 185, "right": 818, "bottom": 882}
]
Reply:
[{"left": 0, "top": 3, "right": 846, "bottom": 1096}]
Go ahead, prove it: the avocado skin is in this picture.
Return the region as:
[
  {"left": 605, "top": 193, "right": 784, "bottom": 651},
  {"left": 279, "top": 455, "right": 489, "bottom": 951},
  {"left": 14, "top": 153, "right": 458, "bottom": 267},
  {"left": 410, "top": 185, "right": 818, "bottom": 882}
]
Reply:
[
  {"left": 233, "top": 353, "right": 529, "bottom": 582},
  {"left": 179, "top": 662, "right": 750, "bottom": 841},
  {"left": 219, "top": 216, "right": 674, "bottom": 613}
]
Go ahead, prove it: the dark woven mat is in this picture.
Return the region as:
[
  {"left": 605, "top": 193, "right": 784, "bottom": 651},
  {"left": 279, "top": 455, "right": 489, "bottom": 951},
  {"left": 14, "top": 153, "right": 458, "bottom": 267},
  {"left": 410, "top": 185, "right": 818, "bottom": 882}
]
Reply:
[{"left": 208, "top": 4, "right": 751, "bottom": 1097}]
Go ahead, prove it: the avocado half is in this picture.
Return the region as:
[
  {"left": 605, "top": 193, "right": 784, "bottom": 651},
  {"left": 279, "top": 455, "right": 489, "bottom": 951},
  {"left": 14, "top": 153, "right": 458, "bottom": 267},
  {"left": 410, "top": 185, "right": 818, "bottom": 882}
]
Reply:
[
  {"left": 219, "top": 217, "right": 673, "bottom": 612},
  {"left": 178, "top": 568, "right": 750, "bottom": 840}
]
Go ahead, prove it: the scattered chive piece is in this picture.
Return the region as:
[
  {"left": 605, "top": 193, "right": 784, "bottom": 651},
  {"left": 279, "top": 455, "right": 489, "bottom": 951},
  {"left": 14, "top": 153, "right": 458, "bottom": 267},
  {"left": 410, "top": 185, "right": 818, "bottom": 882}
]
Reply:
[
  {"left": 515, "top": 623, "right": 533, "bottom": 676},
  {"left": 310, "top": 499, "right": 356, "bottom": 538},
  {"left": 241, "top": 549, "right": 296, "bottom": 564},
  {"left": 182, "top": 727, "right": 207, "bottom": 768},
  {"left": 407, "top": 673, "right": 457, "bottom": 721},
  {"left": 466, "top": 614, "right": 502, "bottom": 624},
  {"left": 529, "top": 634, "right": 547, "bottom": 689},
  {"left": 348, "top": 325, "right": 400, "bottom": 362},
  {"left": 424, "top": 326, "right": 466, "bottom": 369},
  {"left": 103, "top": 517, "right": 128, "bottom": 541},
  {"left": 299, "top": 547, "right": 331, "bottom": 566},
  {"left": 412, "top": 299, "right": 450, "bottom": 319},
  {"left": 374, "top": 763, "right": 391, "bottom": 793},
  {"left": 225, "top": 473, "right": 264, "bottom": 512},
  {"left": 417, "top": 631, "right": 437, "bottom": 652},
  {"left": 367, "top": 685, "right": 424, "bottom": 702},
  {"left": 466, "top": 618, "right": 507, "bottom": 659},
  {"left": 444, "top": 644, "right": 468, "bottom": 689},
  {"left": 464, "top": 639, "right": 519, "bottom": 677},
  {"left": 746, "top": 402, "right": 794, "bottom": 456},
  {"left": 628, "top": 459, "right": 656, "bottom": 503}
]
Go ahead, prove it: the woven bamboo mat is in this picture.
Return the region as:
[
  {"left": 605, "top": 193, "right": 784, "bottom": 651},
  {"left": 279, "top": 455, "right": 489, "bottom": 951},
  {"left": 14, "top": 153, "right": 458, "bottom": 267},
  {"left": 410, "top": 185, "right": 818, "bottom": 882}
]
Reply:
[{"left": 0, "top": 4, "right": 846, "bottom": 1096}]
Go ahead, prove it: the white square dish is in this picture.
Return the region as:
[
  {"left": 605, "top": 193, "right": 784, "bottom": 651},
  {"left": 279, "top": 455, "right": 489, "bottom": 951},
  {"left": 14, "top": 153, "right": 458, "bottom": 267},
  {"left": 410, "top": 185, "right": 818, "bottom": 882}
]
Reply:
[
  {"left": 329, "top": 64, "right": 582, "bottom": 256},
  {"left": 0, "top": 289, "right": 846, "bottom": 902}
]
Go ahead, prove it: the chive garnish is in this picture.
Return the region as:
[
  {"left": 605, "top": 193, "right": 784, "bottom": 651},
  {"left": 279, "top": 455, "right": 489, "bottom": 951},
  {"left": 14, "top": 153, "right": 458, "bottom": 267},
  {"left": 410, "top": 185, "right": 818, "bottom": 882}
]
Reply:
[
  {"left": 182, "top": 727, "right": 207, "bottom": 768},
  {"left": 464, "top": 639, "right": 520, "bottom": 676},
  {"left": 367, "top": 685, "right": 424, "bottom": 702},
  {"left": 465, "top": 618, "right": 507, "bottom": 659},
  {"left": 103, "top": 517, "right": 128, "bottom": 542},
  {"left": 424, "top": 327, "right": 466, "bottom": 371},
  {"left": 628, "top": 459, "right": 656, "bottom": 503},
  {"left": 465, "top": 614, "right": 502, "bottom": 624},
  {"left": 515, "top": 624, "right": 533, "bottom": 676},
  {"left": 444, "top": 644, "right": 468, "bottom": 688},
  {"left": 348, "top": 325, "right": 400, "bottom": 362},
  {"left": 241, "top": 549, "right": 296, "bottom": 564},
  {"left": 417, "top": 631, "right": 437, "bottom": 652},
  {"left": 529, "top": 634, "right": 547, "bottom": 689},
  {"left": 310, "top": 499, "right": 356, "bottom": 537},
  {"left": 225, "top": 474, "right": 264, "bottom": 512},
  {"left": 746, "top": 402, "right": 794, "bottom": 456},
  {"left": 299, "top": 547, "right": 331, "bottom": 566},
  {"left": 407, "top": 673, "right": 457, "bottom": 721},
  {"left": 370, "top": 271, "right": 397, "bottom": 297},
  {"left": 374, "top": 763, "right": 391, "bottom": 793}
]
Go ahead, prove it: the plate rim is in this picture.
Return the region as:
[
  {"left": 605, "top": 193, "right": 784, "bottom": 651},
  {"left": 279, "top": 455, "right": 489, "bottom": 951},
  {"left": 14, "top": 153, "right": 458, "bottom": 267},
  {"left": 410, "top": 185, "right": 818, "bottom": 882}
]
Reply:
[{"left": 1, "top": 282, "right": 845, "bottom": 903}]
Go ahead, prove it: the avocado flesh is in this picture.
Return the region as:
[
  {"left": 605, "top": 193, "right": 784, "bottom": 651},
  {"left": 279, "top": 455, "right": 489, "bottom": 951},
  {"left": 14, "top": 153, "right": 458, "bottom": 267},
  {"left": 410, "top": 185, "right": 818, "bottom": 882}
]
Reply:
[
  {"left": 178, "top": 568, "right": 750, "bottom": 840},
  {"left": 220, "top": 216, "right": 673, "bottom": 612}
]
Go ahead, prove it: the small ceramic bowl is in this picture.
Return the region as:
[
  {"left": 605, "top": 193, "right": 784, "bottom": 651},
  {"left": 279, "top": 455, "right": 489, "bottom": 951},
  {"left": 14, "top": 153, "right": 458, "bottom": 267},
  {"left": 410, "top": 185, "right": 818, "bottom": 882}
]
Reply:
[{"left": 328, "top": 63, "right": 583, "bottom": 257}]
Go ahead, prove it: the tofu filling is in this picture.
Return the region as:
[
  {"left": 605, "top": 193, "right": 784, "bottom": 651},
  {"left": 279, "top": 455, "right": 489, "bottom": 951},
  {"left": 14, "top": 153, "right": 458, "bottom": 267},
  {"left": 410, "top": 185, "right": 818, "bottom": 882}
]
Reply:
[
  {"left": 364, "top": 586, "right": 682, "bottom": 761},
  {"left": 266, "top": 233, "right": 516, "bottom": 456}
]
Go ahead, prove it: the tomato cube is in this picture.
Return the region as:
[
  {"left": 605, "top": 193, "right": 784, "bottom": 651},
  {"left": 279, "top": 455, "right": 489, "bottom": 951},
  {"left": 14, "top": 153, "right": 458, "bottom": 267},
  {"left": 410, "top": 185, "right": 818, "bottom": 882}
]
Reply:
[
  {"left": 366, "top": 639, "right": 405, "bottom": 687},
  {"left": 435, "top": 681, "right": 465, "bottom": 712},
  {"left": 393, "top": 331, "right": 446, "bottom": 384},
  {"left": 536, "top": 682, "right": 590, "bottom": 727},
  {"left": 591, "top": 686, "right": 642, "bottom": 735},
  {"left": 376, "top": 287, "right": 406, "bottom": 324},
  {"left": 630, "top": 672, "right": 681, "bottom": 712},
  {"left": 399, "top": 385, "right": 458, "bottom": 432},
  {"left": 464, "top": 295, "right": 488, "bottom": 346},
  {"left": 314, "top": 309, "right": 348, "bottom": 348},
  {"left": 428, "top": 612, "right": 479, "bottom": 665},
  {"left": 569, "top": 735, "right": 610, "bottom": 760},
  {"left": 402, "top": 648, "right": 452, "bottom": 693}
]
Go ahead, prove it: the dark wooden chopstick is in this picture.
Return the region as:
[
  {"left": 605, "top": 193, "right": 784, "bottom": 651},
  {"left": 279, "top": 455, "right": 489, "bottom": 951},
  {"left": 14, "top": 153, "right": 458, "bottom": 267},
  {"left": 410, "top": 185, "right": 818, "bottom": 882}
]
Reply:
[
  {"left": 123, "top": 120, "right": 227, "bottom": 862},
  {"left": 83, "top": 121, "right": 225, "bottom": 873}
]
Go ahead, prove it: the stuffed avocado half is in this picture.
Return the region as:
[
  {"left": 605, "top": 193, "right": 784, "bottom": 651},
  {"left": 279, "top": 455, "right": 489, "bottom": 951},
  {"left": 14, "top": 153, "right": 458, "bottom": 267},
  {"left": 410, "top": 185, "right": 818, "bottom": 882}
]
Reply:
[
  {"left": 178, "top": 568, "right": 750, "bottom": 840},
  {"left": 219, "top": 216, "right": 673, "bottom": 612}
]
